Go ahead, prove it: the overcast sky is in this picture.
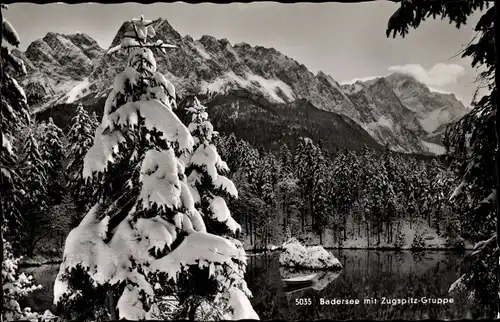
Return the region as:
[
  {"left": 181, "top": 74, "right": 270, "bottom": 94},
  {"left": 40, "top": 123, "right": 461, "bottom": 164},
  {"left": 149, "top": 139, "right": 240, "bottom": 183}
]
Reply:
[{"left": 4, "top": 2, "right": 487, "bottom": 106}]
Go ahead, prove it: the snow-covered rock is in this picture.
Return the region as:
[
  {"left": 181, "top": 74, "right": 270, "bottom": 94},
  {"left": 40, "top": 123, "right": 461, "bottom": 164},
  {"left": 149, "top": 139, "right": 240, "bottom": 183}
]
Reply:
[{"left": 279, "top": 239, "right": 342, "bottom": 270}]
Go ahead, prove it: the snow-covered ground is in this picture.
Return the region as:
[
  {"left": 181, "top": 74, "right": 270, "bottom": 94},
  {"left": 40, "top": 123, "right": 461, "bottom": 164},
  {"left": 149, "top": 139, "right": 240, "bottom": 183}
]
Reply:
[
  {"left": 279, "top": 238, "right": 343, "bottom": 270},
  {"left": 299, "top": 218, "right": 474, "bottom": 250},
  {"left": 243, "top": 218, "right": 474, "bottom": 251}
]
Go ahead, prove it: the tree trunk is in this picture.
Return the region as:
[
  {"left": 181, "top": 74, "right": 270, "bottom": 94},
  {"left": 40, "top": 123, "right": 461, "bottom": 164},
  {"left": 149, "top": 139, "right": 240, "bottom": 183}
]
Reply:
[
  {"left": 245, "top": 215, "right": 249, "bottom": 239},
  {"left": 338, "top": 227, "right": 342, "bottom": 246},
  {"left": 309, "top": 193, "right": 314, "bottom": 229},
  {"left": 301, "top": 205, "right": 305, "bottom": 232},
  {"left": 377, "top": 222, "right": 381, "bottom": 245},
  {"left": 262, "top": 226, "right": 266, "bottom": 249},
  {"left": 334, "top": 227, "right": 337, "bottom": 246},
  {"left": 253, "top": 220, "right": 257, "bottom": 251},
  {"left": 249, "top": 216, "right": 253, "bottom": 246},
  {"left": 436, "top": 204, "right": 442, "bottom": 235},
  {"left": 366, "top": 221, "right": 370, "bottom": 247},
  {"left": 283, "top": 207, "right": 287, "bottom": 234}
]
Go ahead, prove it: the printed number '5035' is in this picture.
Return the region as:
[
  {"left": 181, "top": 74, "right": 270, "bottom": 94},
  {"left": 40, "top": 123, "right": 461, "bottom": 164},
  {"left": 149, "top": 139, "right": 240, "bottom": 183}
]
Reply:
[{"left": 295, "top": 298, "right": 312, "bottom": 305}]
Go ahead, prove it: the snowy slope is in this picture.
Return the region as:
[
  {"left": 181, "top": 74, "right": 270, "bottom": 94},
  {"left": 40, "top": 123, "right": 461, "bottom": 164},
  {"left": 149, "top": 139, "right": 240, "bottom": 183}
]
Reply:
[{"left": 17, "top": 18, "right": 468, "bottom": 155}]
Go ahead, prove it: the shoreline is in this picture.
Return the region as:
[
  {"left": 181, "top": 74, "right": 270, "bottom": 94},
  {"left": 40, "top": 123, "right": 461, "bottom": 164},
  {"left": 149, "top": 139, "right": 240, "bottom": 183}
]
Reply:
[
  {"left": 19, "top": 245, "right": 473, "bottom": 267},
  {"left": 244, "top": 245, "right": 474, "bottom": 253}
]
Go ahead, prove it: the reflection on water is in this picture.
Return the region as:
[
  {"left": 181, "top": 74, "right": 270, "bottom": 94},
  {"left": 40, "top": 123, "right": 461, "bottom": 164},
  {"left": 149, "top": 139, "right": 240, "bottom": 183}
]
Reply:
[
  {"left": 20, "top": 250, "right": 487, "bottom": 320},
  {"left": 246, "top": 250, "right": 486, "bottom": 320}
]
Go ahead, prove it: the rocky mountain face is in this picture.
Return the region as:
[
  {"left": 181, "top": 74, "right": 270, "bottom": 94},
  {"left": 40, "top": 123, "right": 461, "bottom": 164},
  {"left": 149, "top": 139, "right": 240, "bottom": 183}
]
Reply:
[
  {"left": 16, "top": 18, "right": 468, "bottom": 155},
  {"left": 14, "top": 32, "right": 105, "bottom": 108},
  {"left": 340, "top": 73, "right": 467, "bottom": 154},
  {"left": 383, "top": 72, "right": 468, "bottom": 146}
]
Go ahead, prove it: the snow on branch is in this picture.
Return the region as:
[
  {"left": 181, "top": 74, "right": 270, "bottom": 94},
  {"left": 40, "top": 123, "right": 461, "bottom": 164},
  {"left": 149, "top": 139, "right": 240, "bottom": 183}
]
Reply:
[
  {"left": 150, "top": 232, "right": 247, "bottom": 283},
  {"left": 83, "top": 127, "right": 126, "bottom": 178},
  {"left": 107, "top": 100, "right": 193, "bottom": 152},
  {"left": 225, "top": 217, "right": 242, "bottom": 235},
  {"left": 189, "top": 144, "right": 222, "bottom": 181},
  {"left": 227, "top": 288, "right": 260, "bottom": 320},
  {"left": 54, "top": 204, "right": 113, "bottom": 303},
  {"left": 117, "top": 285, "right": 149, "bottom": 320},
  {"left": 213, "top": 175, "right": 238, "bottom": 198},
  {"left": 135, "top": 216, "right": 177, "bottom": 253},
  {"left": 85, "top": 99, "right": 194, "bottom": 178},
  {"left": 140, "top": 149, "right": 182, "bottom": 211},
  {"left": 209, "top": 196, "right": 230, "bottom": 222}
]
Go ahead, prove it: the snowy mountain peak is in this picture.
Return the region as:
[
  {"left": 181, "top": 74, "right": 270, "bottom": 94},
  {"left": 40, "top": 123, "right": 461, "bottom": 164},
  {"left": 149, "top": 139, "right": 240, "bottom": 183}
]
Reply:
[
  {"left": 26, "top": 32, "right": 103, "bottom": 69},
  {"left": 381, "top": 72, "right": 468, "bottom": 134},
  {"left": 385, "top": 72, "right": 432, "bottom": 97},
  {"left": 18, "top": 19, "right": 469, "bottom": 155},
  {"left": 15, "top": 31, "right": 105, "bottom": 108}
]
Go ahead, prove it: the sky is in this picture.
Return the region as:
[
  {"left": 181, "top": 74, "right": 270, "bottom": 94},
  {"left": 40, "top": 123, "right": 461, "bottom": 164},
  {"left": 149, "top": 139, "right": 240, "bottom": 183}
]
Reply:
[{"left": 4, "top": 2, "right": 488, "bottom": 106}]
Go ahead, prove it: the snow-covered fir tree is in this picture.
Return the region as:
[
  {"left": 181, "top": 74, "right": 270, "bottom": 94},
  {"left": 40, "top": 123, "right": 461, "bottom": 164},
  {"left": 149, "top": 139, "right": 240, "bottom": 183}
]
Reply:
[
  {"left": 330, "top": 149, "right": 359, "bottom": 243},
  {"left": 364, "top": 147, "right": 396, "bottom": 245},
  {"left": 444, "top": 49, "right": 497, "bottom": 319},
  {"left": 66, "top": 103, "right": 98, "bottom": 209},
  {"left": 294, "top": 137, "right": 326, "bottom": 232},
  {"left": 184, "top": 96, "right": 241, "bottom": 238},
  {"left": 90, "top": 111, "right": 100, "bottom": 130},
  {"left": 251, "top": 152, "right": 281, "bottom": 246},
  {"left": 53, "top": 16, "right": 258, "bottom": 321},
  {"left": 310, "top": 141, "right": 330, "bottom": 244},
  {"left": 278, "top": 143, "right": 294, "bottom": 178},
  {"left": 1, "top": 6, "right": 42, "bottom": 321},
  {"left": 16, "top": 132, "right": 53, "bottom": 256},
  {"left": 39, "top": 117, "right": 65, "bottom": 204},
  {"left": 20, "top": 134, "right": 49, "bottom": 214},
  {"left": 312, "top": 176, "right": 329, "bottom": 244},
  {"left": 294, "top": 138, "right": 312, "bottom": 232},
  {"left": 430, "top": 165, "right": 455, "bottom": 238},
  {"left": 0, "top": 4, "right": 31, "bottom": 234}
]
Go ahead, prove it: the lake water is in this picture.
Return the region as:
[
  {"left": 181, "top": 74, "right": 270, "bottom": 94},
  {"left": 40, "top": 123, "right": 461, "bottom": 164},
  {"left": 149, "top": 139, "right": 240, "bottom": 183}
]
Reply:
[{"left": 20, "top": 249, "right": 486, "bottom": 320}]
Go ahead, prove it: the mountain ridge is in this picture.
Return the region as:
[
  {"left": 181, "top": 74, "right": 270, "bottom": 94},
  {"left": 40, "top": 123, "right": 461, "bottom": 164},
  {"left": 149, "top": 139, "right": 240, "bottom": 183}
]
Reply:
[{"left": 14, "top": 17, "right": 468, "bottom": 155}]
